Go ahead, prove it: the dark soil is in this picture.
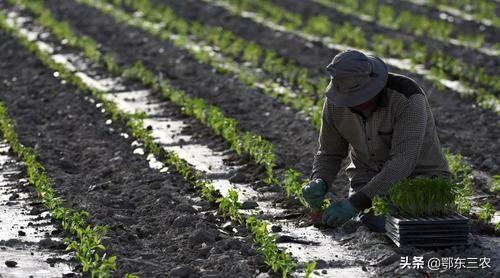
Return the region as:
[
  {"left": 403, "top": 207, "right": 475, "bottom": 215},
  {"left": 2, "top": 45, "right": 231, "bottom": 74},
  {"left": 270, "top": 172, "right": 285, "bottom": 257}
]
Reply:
[
  {"left": 152, "top": 0, "right": 500, "bottom": 176},
  {"left": 0, "top": 30, "right": 266, "bottom": 277},
  {"left": 42, "top": 0, "right": 321, "bottom": 180}
]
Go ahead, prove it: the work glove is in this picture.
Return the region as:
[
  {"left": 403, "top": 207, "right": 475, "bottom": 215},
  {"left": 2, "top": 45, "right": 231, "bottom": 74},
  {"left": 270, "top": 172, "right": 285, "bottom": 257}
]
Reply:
[
  {"left": 302, "top": 178, "right": 327, "bottom": 210},
  {"left": 322, "top": 199, "right": 358, "bottom": 227}
]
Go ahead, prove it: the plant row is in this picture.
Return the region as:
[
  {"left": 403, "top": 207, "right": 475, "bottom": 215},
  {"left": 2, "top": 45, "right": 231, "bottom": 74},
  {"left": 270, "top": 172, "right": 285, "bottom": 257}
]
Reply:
[
  {"left": 313, "top": 0, "right": 495, "bottom": 50},
  {"left": 99, "top": 0, "right": 328, "bottom": 129},
  {"left": 416, "top": 0, "right": 500, "bottom": 28},
  {"left": 445, "top": 150, "right": 499, "bottom": 230},
  {"left": 75, "top": 0, "right": 488, "bottom": 216},
  {"left": 205, "top": 0, "right": 500, "bottom": 113},
  {"left": 0, "top": 13, "right": 123, "bottom": 278},
  {"left": 5, "top": 2, "right": 312, "bottom": 275}
]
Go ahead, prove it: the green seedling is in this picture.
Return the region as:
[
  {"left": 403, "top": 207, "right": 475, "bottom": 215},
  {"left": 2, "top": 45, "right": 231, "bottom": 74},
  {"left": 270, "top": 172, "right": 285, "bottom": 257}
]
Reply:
[
  {"left": 364, "top": 195, "right": 391, "bottom": 216},
  {"left": 305, "top": 261, "right": 317, "bottom": 278},
  {"left": 491, "top": 175, "right": 500, "bottom": 193},
  {"left": 389, "top": 177, "right": 456, "bottom": 217},
  {"left": 479, "top": 202, "right": 496, "bottom": 223},
  {"left": 246, "top": 217, "right": 297, "bottom": 277},
  {"left": 217, "top": 189, "right": 243, "bottom": 223},
  {"left": 282, "top": 169, "right": 308, "bottom": 206}
]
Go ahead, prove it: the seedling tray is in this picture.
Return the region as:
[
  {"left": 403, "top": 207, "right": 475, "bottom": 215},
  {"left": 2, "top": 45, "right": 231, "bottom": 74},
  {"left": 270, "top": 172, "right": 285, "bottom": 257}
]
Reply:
[{"left": 385, "top": 213, "right": 469, "bottom": 248}]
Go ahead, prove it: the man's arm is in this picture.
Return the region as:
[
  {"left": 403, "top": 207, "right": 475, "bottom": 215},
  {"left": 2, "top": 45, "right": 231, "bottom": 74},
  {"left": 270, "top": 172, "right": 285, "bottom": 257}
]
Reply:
[
  {"left": 311, "top": 99, "right": 349, "bottom": 187},
  {"left": 349, "top": 93, "right": 428, "bottom": 210}
]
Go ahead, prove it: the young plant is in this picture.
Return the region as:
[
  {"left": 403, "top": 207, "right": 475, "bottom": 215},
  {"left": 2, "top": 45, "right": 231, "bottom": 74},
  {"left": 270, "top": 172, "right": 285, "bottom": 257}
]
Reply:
[
  {"left": 246, "top": 217, "right": 297, "bottom": 277},
  {"left": 282, "top": 168, "right": 307, "bottom": 202},
  {"left": 479, "top": 202, "right": 496, "bottom": 223},
  {"left": 216, "top": 189, "right": 242, "bottom": 223},
  {"left": 389, "top": 177, "right": 456, "bottom": 217},
  {"left": 305, "top": 261, "right": 317, "bottom": 278},
  {"left": 491, "top": 175, "right": 500, "bottom": 193},
  {"left": 365, "top": 195, "right": 391, "bottom": 216}
]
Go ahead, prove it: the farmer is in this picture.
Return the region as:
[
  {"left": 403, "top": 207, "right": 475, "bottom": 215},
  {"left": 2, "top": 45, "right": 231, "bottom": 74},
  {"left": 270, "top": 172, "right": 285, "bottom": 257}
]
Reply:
[{"left": 303, "top": 49, "right": 452, "bottom": 232}]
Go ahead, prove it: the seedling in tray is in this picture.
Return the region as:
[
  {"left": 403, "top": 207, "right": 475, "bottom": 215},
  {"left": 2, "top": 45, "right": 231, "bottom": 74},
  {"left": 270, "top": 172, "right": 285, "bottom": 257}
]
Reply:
[{"left": 370, "top": 177, "right": 470, "bottom": 248}]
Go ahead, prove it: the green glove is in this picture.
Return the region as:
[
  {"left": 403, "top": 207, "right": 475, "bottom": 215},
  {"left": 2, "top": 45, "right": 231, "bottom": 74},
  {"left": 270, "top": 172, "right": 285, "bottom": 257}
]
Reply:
[
  {"left": 302, "top": 178, "right": 327, "bottom": 210},
  {"left": 322, "top": 199, "right": 358, "bottom": 227}
]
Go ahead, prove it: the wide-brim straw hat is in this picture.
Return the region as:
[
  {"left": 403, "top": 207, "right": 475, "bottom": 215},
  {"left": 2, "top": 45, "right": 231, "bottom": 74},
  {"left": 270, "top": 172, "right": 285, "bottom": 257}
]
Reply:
[{"left": 326, "top": 49, "right": 388, "bottom": 107}]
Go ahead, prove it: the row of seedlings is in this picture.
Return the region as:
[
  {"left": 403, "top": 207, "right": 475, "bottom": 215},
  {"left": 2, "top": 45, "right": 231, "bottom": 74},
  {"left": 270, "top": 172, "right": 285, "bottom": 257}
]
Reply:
[
  {"left": 1, "top": 3, "right": 314, "bottom": 276},
  {"left": 201, "top": 0, "right": 500, "bottom": 113},
  {"left": 311, "top": 0, "right": 498, "bottom": 50},
  {"left": 405, "top": 0, "right": 500, "bottom": 28},
  {"left": 0, "top": 93, "right": 121, "bottom": 275}
]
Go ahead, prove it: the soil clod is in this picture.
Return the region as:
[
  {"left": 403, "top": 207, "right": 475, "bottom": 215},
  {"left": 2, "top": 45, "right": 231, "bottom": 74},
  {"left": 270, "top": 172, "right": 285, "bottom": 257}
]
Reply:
[{"left": 5, "top": 260, "right": 17, "bottom": 267}]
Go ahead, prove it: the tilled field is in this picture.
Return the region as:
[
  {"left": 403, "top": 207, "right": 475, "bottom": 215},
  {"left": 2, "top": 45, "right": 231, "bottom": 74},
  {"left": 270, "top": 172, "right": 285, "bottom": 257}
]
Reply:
[{"left": 0, "top": 0, "right": 498, "bottom": 277}]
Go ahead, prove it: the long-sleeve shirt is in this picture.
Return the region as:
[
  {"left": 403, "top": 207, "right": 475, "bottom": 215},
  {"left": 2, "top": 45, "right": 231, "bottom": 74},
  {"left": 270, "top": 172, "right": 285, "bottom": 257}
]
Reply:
[{"left": 311, "top": 73, "right": 452, "bottom": 210}]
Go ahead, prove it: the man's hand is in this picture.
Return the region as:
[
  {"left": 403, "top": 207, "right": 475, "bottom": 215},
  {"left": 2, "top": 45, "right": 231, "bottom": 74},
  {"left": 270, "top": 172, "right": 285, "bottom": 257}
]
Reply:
[
  {"left": 302, "top": 178, "right": 327, "bottom": 210},
  {"left": 322, "top": 199, "right": 358, "bottom": 227}
]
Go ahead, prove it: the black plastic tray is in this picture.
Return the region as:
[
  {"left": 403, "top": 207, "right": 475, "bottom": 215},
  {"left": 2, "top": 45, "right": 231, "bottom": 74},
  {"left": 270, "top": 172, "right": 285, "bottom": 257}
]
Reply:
[
  {"left": 385, "top": 221, "right": 469, "bottom": 233},
  {"left": 386, "top": 232, "right": 470, "bottom": 247},
  {"left": 386, "top": 213, "right": 468, "bottom": 225},
  {"left": 386, "top": 229, "right": 468, "bottom": 240},
  {"left": 385, "top": 213, "right": 469, "bottom": 248}
]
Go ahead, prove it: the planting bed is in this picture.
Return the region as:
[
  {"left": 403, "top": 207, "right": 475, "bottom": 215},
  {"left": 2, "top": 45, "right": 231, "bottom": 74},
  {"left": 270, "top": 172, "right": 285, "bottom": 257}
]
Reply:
[{"left": 0, "top": 0, "right": 499, "bottom": 277}]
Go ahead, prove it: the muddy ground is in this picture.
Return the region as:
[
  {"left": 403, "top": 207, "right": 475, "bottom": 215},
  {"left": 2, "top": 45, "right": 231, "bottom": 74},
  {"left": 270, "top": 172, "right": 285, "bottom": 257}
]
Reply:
[
  {"left": 0, "top": 141, "right": 79, "bottom": 277},
  {"left": 0, "top": 29, "right": 268, "bottom": 277}
]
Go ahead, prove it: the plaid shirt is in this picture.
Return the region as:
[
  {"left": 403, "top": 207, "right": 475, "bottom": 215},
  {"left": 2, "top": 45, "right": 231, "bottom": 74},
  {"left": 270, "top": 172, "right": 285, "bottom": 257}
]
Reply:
[{"left": 311, "top": 73, "right": 452, "bottom": 210}]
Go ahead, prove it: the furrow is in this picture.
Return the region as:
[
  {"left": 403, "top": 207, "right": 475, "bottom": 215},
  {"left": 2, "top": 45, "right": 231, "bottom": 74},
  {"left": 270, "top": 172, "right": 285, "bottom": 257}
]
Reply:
[{"left": 0, "top": 141, "right": 78, "bottom": 276}]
